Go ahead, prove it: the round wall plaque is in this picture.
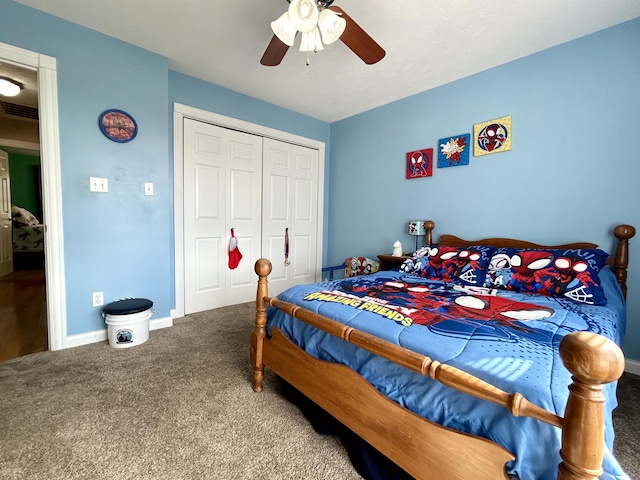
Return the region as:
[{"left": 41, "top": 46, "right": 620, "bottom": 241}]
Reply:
[{"left": 99, "top": 109, "right": 138, "bottom": 143}]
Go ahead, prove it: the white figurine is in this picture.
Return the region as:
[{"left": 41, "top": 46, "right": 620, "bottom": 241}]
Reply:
[{"left": 392, "top": 240, "right": 403, "bottom": 257}]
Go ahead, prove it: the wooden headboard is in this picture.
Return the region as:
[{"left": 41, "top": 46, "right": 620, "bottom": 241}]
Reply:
[{"left": 421, "top": 221, "right": 636, "bottom": 298}]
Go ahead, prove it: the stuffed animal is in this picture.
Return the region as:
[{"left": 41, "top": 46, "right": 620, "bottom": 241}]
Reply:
[{"left": 392, "top": 240, "right": 403, "bottom": 257}]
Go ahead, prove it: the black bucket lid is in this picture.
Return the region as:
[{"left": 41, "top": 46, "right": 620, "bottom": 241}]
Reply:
[{"left": 102, "top": 298, "right": 153, "bottom": 315}]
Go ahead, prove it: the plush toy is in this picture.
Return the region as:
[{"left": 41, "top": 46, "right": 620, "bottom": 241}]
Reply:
[
  {"left": 345, "top": 256, "right": 379, "bottom": 277},
  {"left": 392, "top": 240, "right": 403, "bottom": 257}
]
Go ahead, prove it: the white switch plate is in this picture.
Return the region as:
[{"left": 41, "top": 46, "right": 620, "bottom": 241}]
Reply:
[
  {"left": 144, "top": 182, "right": 154, "bottom": 196},
  {"left": 90, "top": 177, "right": 108, "bottom": 192}
]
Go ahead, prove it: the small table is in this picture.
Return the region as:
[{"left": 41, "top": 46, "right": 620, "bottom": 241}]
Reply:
[{"left": 377, "top": 254, "right": 410, "bottom": 271}]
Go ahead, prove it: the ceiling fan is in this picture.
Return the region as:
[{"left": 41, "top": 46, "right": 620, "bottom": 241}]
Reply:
[{"left": 261, "top": 0, "right": 385, "bottom": 66}]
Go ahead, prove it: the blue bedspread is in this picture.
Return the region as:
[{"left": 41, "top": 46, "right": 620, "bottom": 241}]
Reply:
[{"left": 267, "top": 267, "right": 629, "bottom": 480}]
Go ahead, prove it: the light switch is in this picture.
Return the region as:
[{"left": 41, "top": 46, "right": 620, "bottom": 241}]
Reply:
[
  {"left": 144, "top": 182, "right": 154, "bottom": 196},
  {"left": 90, "top": 177, "right": 108, "bottom": 192}
]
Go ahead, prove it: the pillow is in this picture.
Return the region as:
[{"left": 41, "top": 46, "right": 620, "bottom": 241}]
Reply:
[
  {"left": 345, "top": 256, "right": 380, "bottom": 277},
  {"left": 483, "top": 247, "right": 609, "bottom": 305},
  {"left": 11, "top": 205, "right": 40, "bottom": 226},
  {"left": 400, "top": 245, "right": 495, "bottom": 286}
]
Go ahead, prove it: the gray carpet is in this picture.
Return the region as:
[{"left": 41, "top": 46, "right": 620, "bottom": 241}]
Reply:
[{"left": 0, "top": 302, "right": 637, "bottom": 480}]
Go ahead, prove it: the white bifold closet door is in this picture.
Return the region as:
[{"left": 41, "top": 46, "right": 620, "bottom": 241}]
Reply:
[
  {"left": 262, "top": 137, "right": 319, "bottom": 298},
  {"left": 183, "top": 118, "right": 263, "bottom": 313}
]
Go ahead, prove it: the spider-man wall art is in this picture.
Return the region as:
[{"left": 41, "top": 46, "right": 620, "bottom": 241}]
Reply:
[
  {"left": 437, "top": 134, "right": 470, "bottom": 168},
  {"left": 405, "top": 148, "right": 433, "bottom": 178},
  {"left": 473, "top": 115, "right": 512, "bottom": 156}
]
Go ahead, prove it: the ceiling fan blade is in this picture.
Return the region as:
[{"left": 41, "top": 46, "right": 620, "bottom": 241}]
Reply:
[
  {"left": 260, "top": 35, "right": 290, "bottom": 66},
  {"left": 329, "top": 6, "right": 385, "bottom": 65}
]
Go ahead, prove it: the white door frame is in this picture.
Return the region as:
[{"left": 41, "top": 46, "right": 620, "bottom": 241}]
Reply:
[
  {"left": 172, "top": 103, "right": 325, "bottom": 318},
  {"left": 0, "top": 42, "right": 66, "bottom": 350}
]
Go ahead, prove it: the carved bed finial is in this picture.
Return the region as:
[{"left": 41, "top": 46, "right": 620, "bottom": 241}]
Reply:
[
  {"left": 613, "top": 224, "right": 635, "bottom": 298},
  {"left": 424, "top": 220, "right": 435, "bottom": 246},
  {"left": 557, "top": 331, "right": 625, "bottom": 480}
]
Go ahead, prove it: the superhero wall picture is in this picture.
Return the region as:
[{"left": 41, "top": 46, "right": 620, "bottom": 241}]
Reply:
[
  {"left": 474, "top": 115, "right": 512, "bottom": 156},
  {"left": 406, "top": 148, "right": 433, "bottom": 179},
  {"left": 437, "top": 133, "right": 470, "bottom": 168}
]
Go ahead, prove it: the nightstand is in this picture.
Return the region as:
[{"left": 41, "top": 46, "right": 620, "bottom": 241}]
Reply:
[{"left": 377, "top": 254, "right": 410, "bottom": 271}]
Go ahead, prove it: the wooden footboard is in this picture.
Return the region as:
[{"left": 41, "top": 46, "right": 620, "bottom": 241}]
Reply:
[
  {"left": 251, "top": 222, "right": 634, "bottom": 480},
  {"left": 262, "top": 326, "right": 514, "bottom": 480}
]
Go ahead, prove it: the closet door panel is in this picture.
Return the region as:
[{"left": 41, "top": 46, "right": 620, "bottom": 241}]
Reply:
[
  {"left": 292, "top": 234, "right": 312, "bottom": 278},
  {"left": 225, "top": 131, "right": 263, "bottom": 306},
  {"left": 184, "top": 119, "right": 262, "bottom": 313},
  {"left": 262, "top": 138, "right": 319, "bottom": 297},
  {"left": 268, "top": 174, "right": 289, "bottom": 222},
  {"left": 294, "top": 177, "right": 313, "bottom": 222},
  {"left": 195, "top": 237, "right": 222, "bottom": 290},
  {"left": 266, "top": 235, "right": 287, "bottom": 282},
  {"left": 184, "top": 119, "right": 226, "bottom": 313}
]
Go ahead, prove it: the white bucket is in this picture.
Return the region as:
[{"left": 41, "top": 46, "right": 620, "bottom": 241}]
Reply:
[
  {"left": 105, "top": 309, "right": 152, "bottom": 348},
  {"left": 103, "top": 298, "right": 154, "bottom": 348}
]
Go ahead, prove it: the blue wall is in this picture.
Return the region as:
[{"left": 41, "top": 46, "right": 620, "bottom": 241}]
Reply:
[
  {"left": 0, "top": 0, "right": 329, "bottom": 337},
  {"left": 328, "top": 18, "right": 640, "bottom": 360},
  {"left": 0, "top": 0, "right": 172, "bottom": 336}
]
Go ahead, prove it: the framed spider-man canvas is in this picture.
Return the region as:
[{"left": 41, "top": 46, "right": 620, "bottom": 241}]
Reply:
[
  {"left": 474, "top": 115, "right": 512, "bottom": 156},
  {"left": 406, "top": 148, "right": 433, "bottom": 179},
  {"left": 437, "top": 133, "right": 470, "bottom": 168}
]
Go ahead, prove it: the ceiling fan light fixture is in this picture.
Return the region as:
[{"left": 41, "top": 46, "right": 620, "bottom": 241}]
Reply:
[
  {"left": 288, "top": 0, "right": 319, "bottom": 33},
  {"left": 317, "top": 8, "right": 346, "bottom": 45},
  {"left": 271, "top": 13, "right": 297, "bottom": 46},
  {"left": 299, "top": 27, "right": 324, "bottom": 52},
  {"left": 262, "top": 0, "right": 384, "bottom": 66},
  {"left": 0, "top": 76, "right": 23, "bottom": 97}
]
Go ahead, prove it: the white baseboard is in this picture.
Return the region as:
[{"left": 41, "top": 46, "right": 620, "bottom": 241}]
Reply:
[
  {"left": 65, "top": 316, "right": 173, "bottom": 349},
  {"left": 624, "top": 357, "right": 640, "bottom": 376}
]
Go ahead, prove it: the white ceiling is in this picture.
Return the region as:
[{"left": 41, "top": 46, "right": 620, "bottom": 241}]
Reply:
[{"left": 11, "top": 0, "right": 640, "bottom": 123}]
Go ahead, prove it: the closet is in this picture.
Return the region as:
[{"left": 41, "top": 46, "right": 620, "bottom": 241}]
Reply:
[{"left": 182, "top": 118, "right": 321, "bottom": 314}]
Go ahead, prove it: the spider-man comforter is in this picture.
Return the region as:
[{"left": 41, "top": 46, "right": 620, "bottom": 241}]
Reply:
[{"left": 267, "top": 267, "right": 629, "bottom": 480}]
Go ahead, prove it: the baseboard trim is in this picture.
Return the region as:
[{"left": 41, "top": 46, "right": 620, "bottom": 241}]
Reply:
[
  {"left": 65, "top": 316, "right": 173, "bottom": 349},
  {"left": 624, "top": 357, "right": 640, "bottom": 376}
]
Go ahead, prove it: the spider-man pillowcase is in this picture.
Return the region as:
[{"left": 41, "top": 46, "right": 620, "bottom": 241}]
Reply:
[
  {"left": 400, "top": 245, "right": 495, "bottom": 286},
  {"left": 482, "top": 247, "right": 610, "bottom": 305}
]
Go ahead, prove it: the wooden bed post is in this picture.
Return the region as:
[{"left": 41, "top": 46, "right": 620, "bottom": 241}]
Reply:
[
  {"left": 424, "top": 220, "right": 435, "bottom": 246},
  {"left": 251, "top": 258, "right": 272, "bottom": 392},
  {"left": 612, "top": 224, "right": 635, "bottom": 298},
  {"left": 557, "top": 331, "right": 625, "bottom": 480}
]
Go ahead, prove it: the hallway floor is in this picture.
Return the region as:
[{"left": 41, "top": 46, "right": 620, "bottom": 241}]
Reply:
[{"left": 0, "top": 268, "right": 47, "bottom": 362}]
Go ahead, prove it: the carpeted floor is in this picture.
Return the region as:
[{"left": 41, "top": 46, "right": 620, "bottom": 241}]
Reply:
[
  {"left": 0, "top": 302, "right": 637, "bottom": 480},
  {"left": 612, "top": 371, "right": 640, "bottom": 477}
]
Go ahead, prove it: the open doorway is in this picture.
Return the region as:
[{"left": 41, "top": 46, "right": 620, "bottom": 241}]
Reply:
[
  {"left": 0, "top": 60, "right": 47, "bottom": 361},
  {"left": 0, "top": 42, "right": 66, "bottom": 359}
]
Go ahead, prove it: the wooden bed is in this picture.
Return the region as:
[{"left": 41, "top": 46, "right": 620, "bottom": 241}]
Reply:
[{"left": 251, "top": 222, "right": 635, "bottom": 480}]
